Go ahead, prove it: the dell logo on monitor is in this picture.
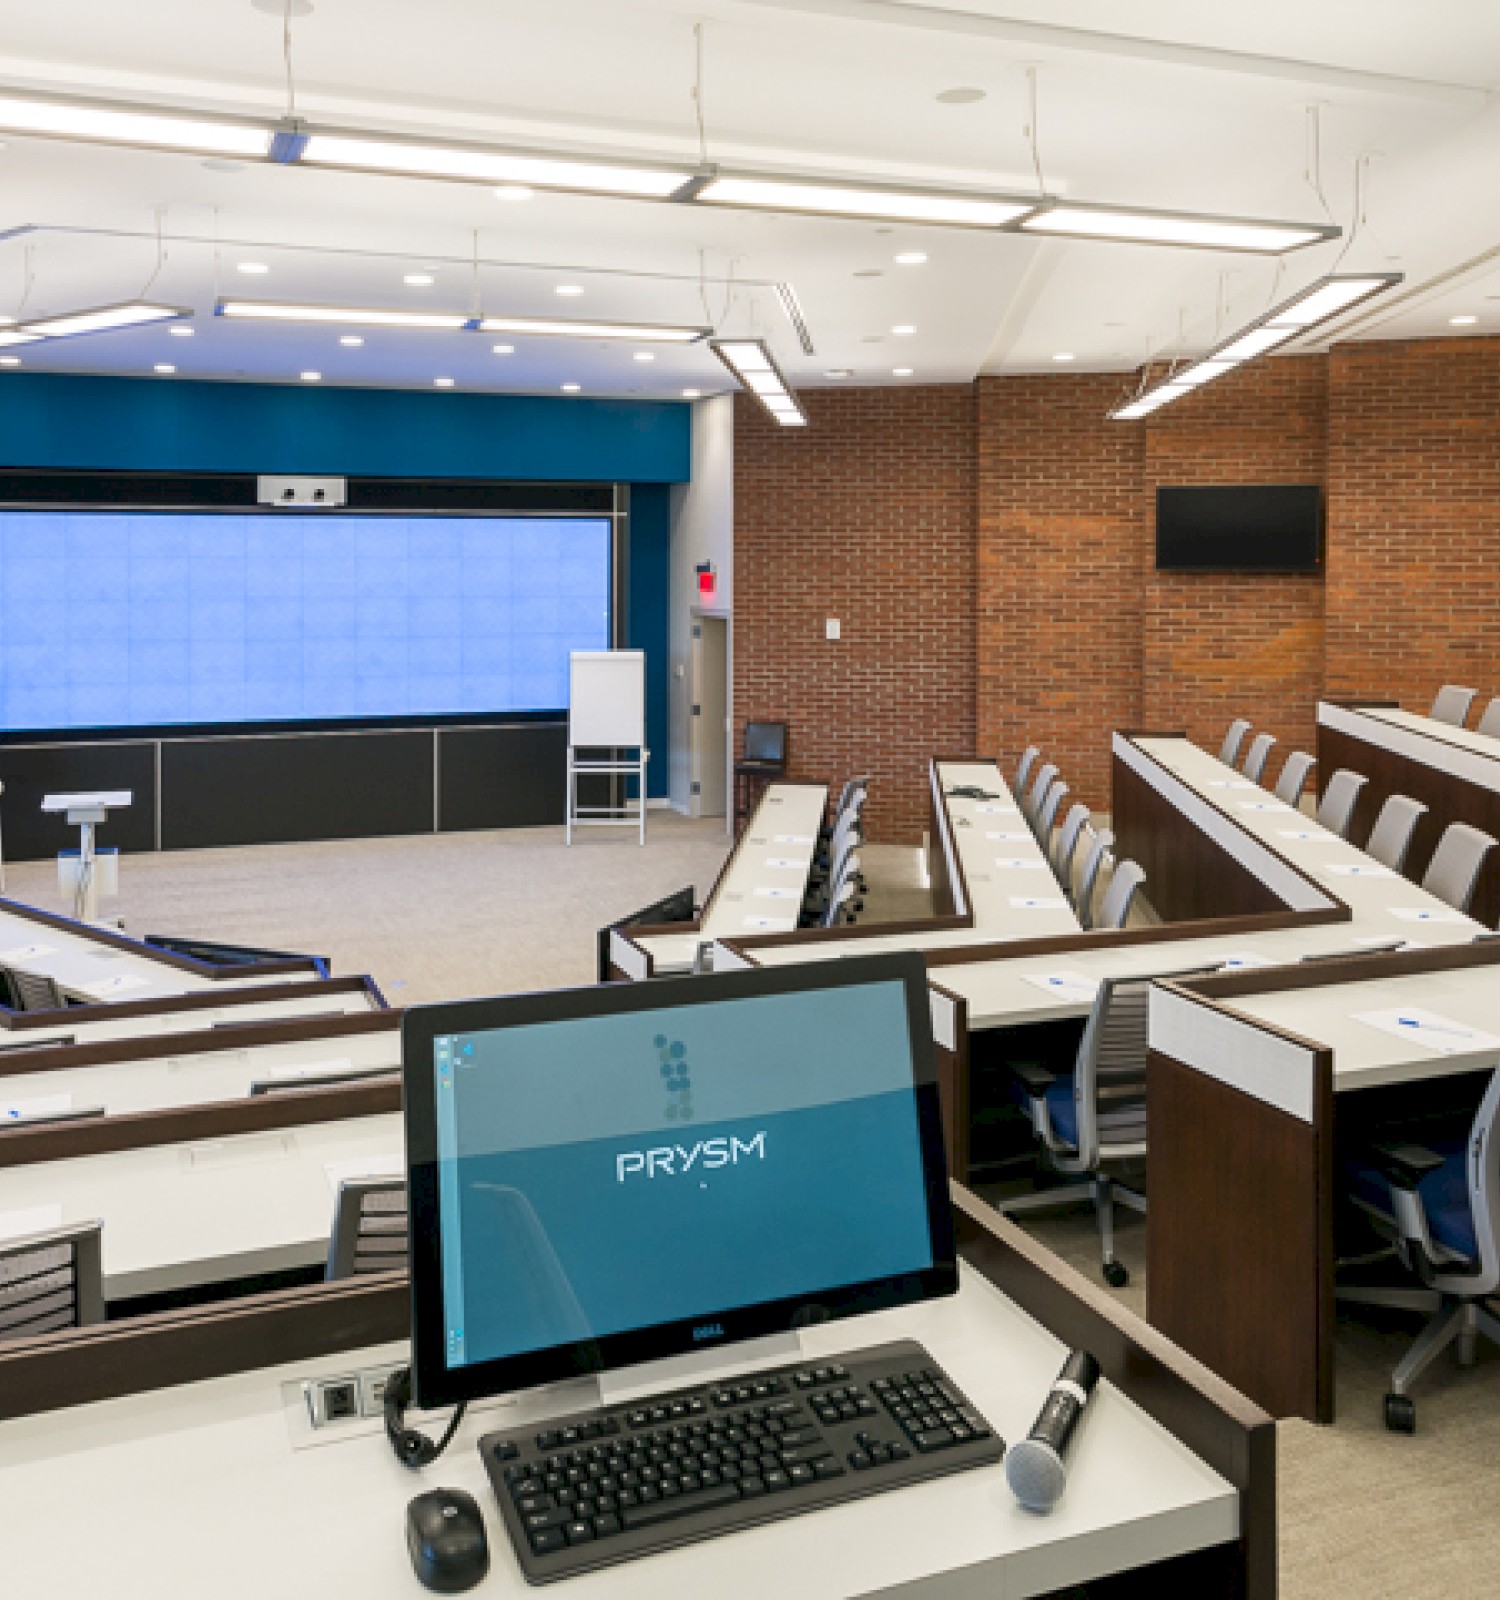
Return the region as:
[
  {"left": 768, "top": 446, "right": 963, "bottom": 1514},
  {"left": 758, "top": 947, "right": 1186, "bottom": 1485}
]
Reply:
[{"left": 692, "top": 1323, "right": 725, "bottom": 1343}]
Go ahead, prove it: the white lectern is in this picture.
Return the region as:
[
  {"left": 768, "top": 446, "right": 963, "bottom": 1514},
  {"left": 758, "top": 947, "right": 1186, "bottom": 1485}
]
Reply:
[
  {"left": 566, "top": 651, "right": 649, "bottom": 845},
  {"left": 41, "top": 790, "right": 131, "bottom": 922}
]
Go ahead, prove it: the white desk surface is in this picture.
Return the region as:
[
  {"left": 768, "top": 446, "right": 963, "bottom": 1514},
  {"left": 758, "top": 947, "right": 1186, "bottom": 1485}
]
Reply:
[
  {"left": 1226, "top": 962, "right": 1500, "bottom": 1093},
  {"left": 40, "top": 789, "right": 133, "bottom": 812},
  {"left": 0, "top": 1110, "right": 403, "bottom": 1299},
  {"left": 1355, "top": 705, "right": 1500, "bottom": 763},
  {"left": 0, "top": 897, "right": 304, "bottom": 1005},
  {"left": 0, "top": 1023, "right": 399, "bottom": 1121},
  {"left": 0, "top": 983, "right": 381, "bottom": 1052},
  {"left": 0, "top": 1265, "right": 1236, "bottom": 1600}
]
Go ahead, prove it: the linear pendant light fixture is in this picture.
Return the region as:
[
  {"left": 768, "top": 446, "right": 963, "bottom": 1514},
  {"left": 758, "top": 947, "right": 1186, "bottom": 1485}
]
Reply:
[
  {"left": 476, "top": 315, "right": 709, "bottom": 342},
  {"left": 711, "top": 339, "right": 806, "bottom": 427},
  {"left": 0, "top": 88, "right": 1338, "bottom": 251},
  {"left": 17, "top": 301, "right": 190, "bottom": 338},
  {"left": 218, "top": 300, "right": 710, "bottom": 342},
  {"left": 1110, "top": 273, "right": 1402, "bottom": 421}
]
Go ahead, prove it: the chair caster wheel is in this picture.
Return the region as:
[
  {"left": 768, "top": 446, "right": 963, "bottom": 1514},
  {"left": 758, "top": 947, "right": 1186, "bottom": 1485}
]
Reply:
[
  {"left": 1103, "top": 1261, "right": 1129, "bottom": 1289},
  {"left": 1384, "top": 1394, "right": 1416, "bottom": 1433}
]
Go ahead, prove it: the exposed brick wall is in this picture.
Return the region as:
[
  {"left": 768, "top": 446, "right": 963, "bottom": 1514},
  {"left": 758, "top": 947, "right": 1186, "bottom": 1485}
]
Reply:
[
  {"left": 1326, "top": 339, "right": 1500, "bottom": 709},
  {"left": 975, "top": 375, "right": 1144, "bottom": 810},
  {"left": 1143, "top": 356, "right": 1328, "bottom": 775},
  {"left": 731, "top": 386, "right": 976, "bottom": 844}
]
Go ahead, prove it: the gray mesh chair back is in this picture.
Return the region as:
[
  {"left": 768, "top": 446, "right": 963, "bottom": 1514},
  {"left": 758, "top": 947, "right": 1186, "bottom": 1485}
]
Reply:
[
  {"left": 1023, "top": 762, "right": 1058, "bottom": 826},
  {"left": 1241, "top": 732, "right": 1277, "bottom": 783},
  {"left": 325, "top": 1177, "right": 408, "bottom": 1281},
  {"left": 1015, "top": 745, "right": 1041, "bottom": 798},
  {"left": 1316, "top": 769, "right": 1368, "bottom": 839},
  {"left": 1478, "top": 698, "right": 1500, "bottom": 739},
  {"left": 1420, "top": 823, "right": 1498, "bottom": 915},
  {"left": 1430, "top": 685, "right": 1477, "bottom": 726},
  {"left": 6, "top": 969, "right": 66, "bottom": 1012},
  {"left": 1075, "top": 827, "right": 1115, "bottom": 930},
  {"left": 1096, "top": 859, "right": 1146, "bottom": 931},
  {"left": 1052, "top": 803, "right": 1091, "bottom": 883},
  {"left": 822, "top": 875, "right": 859, "bottom": 929},
  {"left": 1218, "top": 719, "right": 1252, "bottom": 766},
  {"left": 1365, "top": 794, "right": 1429, "bottom": 873},
  {"left": 1273, "top": 751, "right": 1316, "bottom": 806},
  {"left": 1035, "top": 778, "right": 1069, "bottom": 843},
  {"left": 0, "top": 1220, "right": 104, "bottom": 1342}
]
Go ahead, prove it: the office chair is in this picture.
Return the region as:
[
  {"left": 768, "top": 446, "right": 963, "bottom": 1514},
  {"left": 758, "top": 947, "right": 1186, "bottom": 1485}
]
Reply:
[
  {"left": 1015, "top": 745, "right": 1041, "bottom": 799},
  {"left": 1034, "top": 778, "right": 1069, "bottom": 846},
  {"left": 1273, "top": 751, "right": 1317, "bottom": 807},
  {"left": 1023, "top": 763, "right": 1059, "bottom": 829},
  {"left": 1095, "top": 860, "right": 1147, "bottom": 931},
  {"left": 1340, "top": 1064, "right": 1500, "bottom": 1431},
  {"left": 1429, "top": 685, "right": 1477, "bottom": 726},
  {"left": 1364, "top": 794, "right": 1429, "bottom": 873},
  {"left": 1316, "top": 769, "right": 1368, "bottom": 840},
  {"left": 1477, "top": 698, "right": 1500, "bottom": 740},
  {"left": 1000, "top": 966, "right": 1216, "bottom": 1286},
  {"left": 1218, "top": 718, "right": 1252, "bottom": 767},
  {"left": 1241, "top": 732, "right": 1277, "bottom": 784},
  {"left": 1419, "top": 822, "right": 1497, "bottom": 915},
  {"left": 4, "top": 969, "right": 66, "bottom": 1012},
  {"left": 325, "top": 1177, "right": 408, "bottom": 1281},
  {"left": 821, "top": 865, "right": 862, "bottom": 929},
  {"left": 0, "top": 1219, "right": 104, "bottom": 1343},
  {"left": 1074, "top": 826, "right": 1115, "bottom": 931},
  {"left": 1052, "top": 803, "right": 1091, "bottom": 887}
]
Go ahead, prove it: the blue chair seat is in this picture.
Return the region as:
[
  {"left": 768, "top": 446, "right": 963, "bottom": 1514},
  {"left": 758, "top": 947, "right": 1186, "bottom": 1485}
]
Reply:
[
  {"left": 1346, "top": 1134, "right": 1477, "bottom": 1262},
  {"left": 1010, "top": 1071, "right": 1078, "bottom": 1150}
]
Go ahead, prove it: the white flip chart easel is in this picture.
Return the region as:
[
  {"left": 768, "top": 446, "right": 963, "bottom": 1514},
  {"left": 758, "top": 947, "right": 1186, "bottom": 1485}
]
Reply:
[{"left": 566, "top": 651, "right": 649, "bottom": 845}]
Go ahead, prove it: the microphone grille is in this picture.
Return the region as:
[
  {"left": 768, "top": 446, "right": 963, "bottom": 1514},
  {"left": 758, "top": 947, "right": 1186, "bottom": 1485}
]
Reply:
[{"left": 1005, "top": 1438, "right": 1066, "bottom": 1512}]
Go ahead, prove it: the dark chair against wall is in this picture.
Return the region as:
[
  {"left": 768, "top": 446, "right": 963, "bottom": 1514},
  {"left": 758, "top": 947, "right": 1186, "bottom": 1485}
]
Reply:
[{"left": 733, "top": 721, "right": 789, "bottom": 827}]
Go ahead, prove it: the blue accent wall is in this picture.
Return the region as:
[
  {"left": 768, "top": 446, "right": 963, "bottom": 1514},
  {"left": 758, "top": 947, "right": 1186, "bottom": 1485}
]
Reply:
[
  {"left": 627, "top": 485, "right": 672, "bottom": 799},
  {"left": 0, "top": 372, "right": 689, "bottom": 483}
]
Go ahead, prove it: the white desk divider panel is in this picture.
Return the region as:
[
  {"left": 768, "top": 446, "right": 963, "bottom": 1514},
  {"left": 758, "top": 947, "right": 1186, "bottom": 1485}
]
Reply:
[{"left": 567, "top": 650, "right": 649, "bottom": 845}]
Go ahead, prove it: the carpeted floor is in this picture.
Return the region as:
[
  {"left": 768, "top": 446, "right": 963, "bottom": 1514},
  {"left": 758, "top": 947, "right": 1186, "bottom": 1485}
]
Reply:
[{"left": 8, "top": 818, "right": 1499, "bottom": 1597}]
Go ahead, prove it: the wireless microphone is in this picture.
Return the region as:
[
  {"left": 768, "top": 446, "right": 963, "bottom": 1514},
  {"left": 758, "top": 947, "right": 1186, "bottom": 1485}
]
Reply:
[{"left": 1005, "top": 1349, "right": 1100, "bottom": 1512}]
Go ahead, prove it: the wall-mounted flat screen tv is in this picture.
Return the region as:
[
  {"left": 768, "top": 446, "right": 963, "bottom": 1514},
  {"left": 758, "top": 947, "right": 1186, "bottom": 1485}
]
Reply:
[{"left": 1155, "top": 484, "right": 1323, "bottom": 573}]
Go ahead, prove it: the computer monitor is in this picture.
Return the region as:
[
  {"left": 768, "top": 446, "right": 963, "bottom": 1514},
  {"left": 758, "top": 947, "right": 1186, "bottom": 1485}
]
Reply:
[
  {"left": 741, "top": 721, "right": 787, "bottom": 765},
  {"left": 403, "top": 952, "right": 955, "bottom": 1409}
]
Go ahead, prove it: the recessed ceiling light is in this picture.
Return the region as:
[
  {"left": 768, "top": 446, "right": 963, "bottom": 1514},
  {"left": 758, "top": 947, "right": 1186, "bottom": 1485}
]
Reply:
[
  {"left": 561, "top": 382, "right": 581, "bottom": 392},
  {"left": 153, "top": 363, "right": 176, "bottom": 374},
  {"left": 682, "top": 388, "right": 701, "bottom": 398},
  {"left": 892, "top": 367, "right": 914, "bottom": 376},
  {"left": 404, "top": 272, "right": 435, "bottom": 286},
  {"left": 169, "top": 325, "right": 194, "bottom": 337},
  {"left": 892, "top": 324, "right": 915, "bottom": 336},
  {"left": 434, "top": 376, "right": 455, "bottom": 387},
  {"left": 894, "top": 252, "right": 928, "bottom": 266},
  {"left": 495, "top": 184, "right": 533, "bottom": 202},
  {"left": 555, "top": 284, "right": 584, "bottom": 297},
  {"left": 0, "top": 356, "right": 20, "bottom": 367},
  {"left": 492, "top": 343, "right": 514, "bottom": 354},
  {"left": 237, "top": 261, "right": 269, "bottom": 275},
  {"left": 824, "top": 368, "right": 853, "bottom": 378},
  {"left": 633, "top": 351, "right": 655, "bottom": 362},
  {"left": 935, "top": 87, "right": 987, "bottom": 104},
  {"left": 1450, "top": 314, "right": 1478, "bottom": 326},
  {"left": 300, "top": 370, "right": 321, "bottom": 381},
  {"left": 1053, "top": 352, "right": 1075, "bottom": 362},
  {"left": 340, "top": 335, "right": 364, "bottom": 346}
]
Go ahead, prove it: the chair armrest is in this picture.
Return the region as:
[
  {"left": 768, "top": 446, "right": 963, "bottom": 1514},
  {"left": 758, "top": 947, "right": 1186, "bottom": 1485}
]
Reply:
[
  {"left": 1371, "top": 1142, "right": 1445, "bottom": 1189},
  {"left": 1009, "top": 1061, "right": 1058, "bottom": 1099}
]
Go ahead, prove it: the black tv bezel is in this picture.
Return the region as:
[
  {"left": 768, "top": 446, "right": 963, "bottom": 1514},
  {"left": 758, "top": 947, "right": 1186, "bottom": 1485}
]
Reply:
[
  {"left": 1154, "top": 482, "right": 1324, "bottom": 574},
  {"left": 402, "top": 952, "right": 958, "bottom": 1410}
]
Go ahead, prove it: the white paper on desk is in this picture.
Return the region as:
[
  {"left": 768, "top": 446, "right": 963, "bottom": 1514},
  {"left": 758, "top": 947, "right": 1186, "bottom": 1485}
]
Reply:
[
  {"left": 985, "top": 830, "right": 1030, "bottom": 842},
  {"left": 772, "top": 834, "right": 815, "bottom": 845},
  {"left": 1354, "top": 935, "right": 1431, "bottom": 951},
  {"left": 763, "top": 857, "right": 804, "bottom": 869},
  {"left": 264, "top": 1057, "right": 357, "bottom": 1083},
  {"left": 975, "top": 804, "right": 1020, "bottom": 816},
  {"left": 1208, "top": 780, "right": 1258, "bottom": 790},
  {"left": 1021, "top": 971, "right": 1098, "bottom": 1003},
  {"left": 75, "top": 973, "right": 152, "bottom": 997},
  {"left": 0, "top": 944, "right": 57, "bottom": 964},
  {"left": 1008, "top": 896, "right": 1070, "bottom": 911},
  {"left": 1277, "top": 830, "right": 1339, "bottom": 843},
  {"left": 1218, "top": 952, "right": 1276, "bottom": 970},
  {"left": 1238, "top": 800, "right": 1292, "bottom": 813},
  {"left": 1321, "top": 862, "right": 1399, "bottom": 879},
  {"left": 1388, "top": 907, "right": 1473, "bottom": 925},
  {"left": 0, "top": 1203, "right": 63, "bottom": 1242},
  {"left": 753, "top": 886, "right": 799, "bottom": 900},
  {"left": 994, "top": 858, "right": 1048, "bottom": 871},
  {"left": 743, "top": 915, "right": 796, "bottom": 931},
  {"left": 1351, "top": 1008, "right": 1500, "bottom": 1057},
  {"left": 324, "top": 1154, "right": 405, "bottom": 1195},
  {"left": 0, "top": 1093, "right": 72, "bottom": 1123}
]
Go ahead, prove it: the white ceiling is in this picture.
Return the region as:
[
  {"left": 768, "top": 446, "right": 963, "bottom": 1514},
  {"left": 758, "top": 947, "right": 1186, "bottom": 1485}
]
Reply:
[{"left": 1, "top": 0, "right": 1498, "bottom": 401}]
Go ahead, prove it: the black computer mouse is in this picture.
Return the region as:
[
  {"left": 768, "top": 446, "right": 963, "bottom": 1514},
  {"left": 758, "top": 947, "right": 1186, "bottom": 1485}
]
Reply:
[{"left": 406, "top": 1487, "right": 490, "bottom": 1594}]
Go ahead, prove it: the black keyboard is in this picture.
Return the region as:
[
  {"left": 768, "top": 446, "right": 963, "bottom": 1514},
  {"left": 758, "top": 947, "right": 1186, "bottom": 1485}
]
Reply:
[{"left": 479, "top": 1338, "right": 1005, "bottom": 1584}]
